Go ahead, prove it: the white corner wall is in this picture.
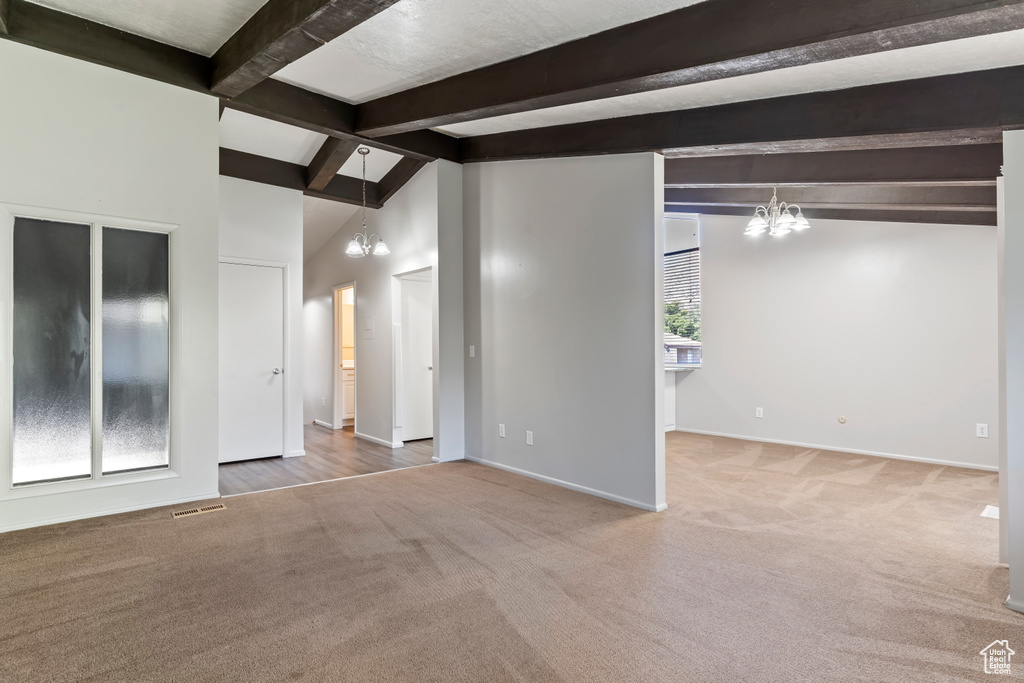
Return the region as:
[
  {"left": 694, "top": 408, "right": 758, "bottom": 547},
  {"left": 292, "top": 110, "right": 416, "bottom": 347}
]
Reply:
[
  {"left": 0, "top": 41, "right": 220, "bottom": 531},
  {"left": 303, "top": 160, "right": 465, "bottom": 459},
  {"left": 677, "top": 214, "right": 998, "bottom": 470},
  {"left": 1003, "top": 129, "right": 1024, "bottom": 613},
  {"left": 463, "top": 153, "right": 666, "bottom": 511},
  {"left": 219, "top": 177, "right": 305, "bottom": 459}
]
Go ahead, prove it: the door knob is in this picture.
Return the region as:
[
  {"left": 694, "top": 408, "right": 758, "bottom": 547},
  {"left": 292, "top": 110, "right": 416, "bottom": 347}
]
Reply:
[
  {"left": 273, "top": 368, "right": 284, "bottom": 375},
  {"left": 428, "top": 366, "right": 433, "bottom": 371}
]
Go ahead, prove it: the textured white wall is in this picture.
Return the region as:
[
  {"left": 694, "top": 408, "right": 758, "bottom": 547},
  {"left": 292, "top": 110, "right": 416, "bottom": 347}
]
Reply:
[
  {"left": 219, "top": 177, "right": 305, "bottom": 459},
  {"left": 677, "top": 214, "right": 998, "bottom": 470},
  {"left": 0, "top": 41, "right": 220, "bottom": 531},
  {"left": 463, "top": 153, "right": 665, "bottom": 511}
]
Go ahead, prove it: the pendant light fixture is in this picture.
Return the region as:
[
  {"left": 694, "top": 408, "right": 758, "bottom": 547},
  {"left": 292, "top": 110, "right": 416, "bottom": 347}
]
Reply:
[
  {"left": 745, "top": 188, "right": 810, "bottom": 237},
  {"left": 346, "top": 147, "right": 390, "bottom": 257}
]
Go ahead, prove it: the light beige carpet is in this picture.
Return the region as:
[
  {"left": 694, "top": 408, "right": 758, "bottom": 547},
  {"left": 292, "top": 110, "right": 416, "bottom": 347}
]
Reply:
[{"left": 0, "top": 432, "right": 1017, "bottom": 682}]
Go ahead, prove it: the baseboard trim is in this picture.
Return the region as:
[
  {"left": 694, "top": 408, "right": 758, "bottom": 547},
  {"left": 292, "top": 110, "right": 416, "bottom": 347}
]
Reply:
[
  {"left": 285, "top": 450, "right": 306, "bottom": 458},
  {"left": 673, "top": 428, "right": 998, "bottom": 472},
  {"left": 0, "top": 491, "right": 223, "bottom": 534},
  {"left": 1005, "top": 596, "right": 1024, "bottom": 614},
  {"left": 355, "top": 431, "right": 403, "bottom": 449},
  {"left": 466, "top": 456, "right": 665, "bottom": 512},
  {"left": 312, "top": 419, "right": 334, "bottom": 429}
]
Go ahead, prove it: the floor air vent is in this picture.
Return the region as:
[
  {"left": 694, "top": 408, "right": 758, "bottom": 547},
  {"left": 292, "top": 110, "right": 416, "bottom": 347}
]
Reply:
[{"left": 172, "top": 503, "right": 226, "bottom": 519}]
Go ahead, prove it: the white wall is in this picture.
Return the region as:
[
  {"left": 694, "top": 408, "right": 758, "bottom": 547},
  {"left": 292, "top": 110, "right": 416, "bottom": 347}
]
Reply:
[
  {"left": 303, "top": 160, "right": 465, "bottom": 459},
  {"left": 677, "top": 214, "right": 998, "bottom": 470},
  {"left": 463, "top": 153, "right": 666, "bottom": 511},
  {"left": 219, "top": 177, "right": 305, "bottom": 458},
  {"left": 0, "top": 41, "right": 220, "bottom": 531},
  {"left": 434, "top": 160, "right": 466, "bottom": 461},
  {"left": 665, "top": 216, "right": 699, "bottom": 253},
  {"left": 1003, "top": 130, "right": 1024, "bottom": 612}
]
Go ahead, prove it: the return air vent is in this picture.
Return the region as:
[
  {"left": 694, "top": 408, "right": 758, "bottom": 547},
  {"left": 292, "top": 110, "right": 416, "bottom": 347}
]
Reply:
[{"left": 172, "top": 503, "right": 226, "bottom": 519}]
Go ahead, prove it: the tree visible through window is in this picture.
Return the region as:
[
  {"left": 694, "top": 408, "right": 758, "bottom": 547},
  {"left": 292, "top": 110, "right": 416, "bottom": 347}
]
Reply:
[{"left": 665, "top": 247, "right": 701, "bottom": 366}]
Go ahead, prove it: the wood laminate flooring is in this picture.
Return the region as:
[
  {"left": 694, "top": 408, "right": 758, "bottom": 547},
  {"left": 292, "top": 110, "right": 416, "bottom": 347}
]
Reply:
[{"left": 218, "top": 424, "right": 434, "bottom": 496}]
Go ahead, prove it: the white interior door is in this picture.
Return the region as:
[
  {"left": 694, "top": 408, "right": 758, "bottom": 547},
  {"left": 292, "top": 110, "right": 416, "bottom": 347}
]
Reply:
[
  {"left": 400, "top": 278, "right": 433, "bottom": 441},
  {"left": 219, "top": 262, "right": 284, "bottom": 463}
]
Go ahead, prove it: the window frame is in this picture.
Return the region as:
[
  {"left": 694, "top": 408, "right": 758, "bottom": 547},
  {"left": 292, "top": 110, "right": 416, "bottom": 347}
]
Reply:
[
  {"left": 664, "top": 246, "right": 702, "bottom": 369},
  {"left": 0, "top": 202, "right": 180, "bottom": 499}
]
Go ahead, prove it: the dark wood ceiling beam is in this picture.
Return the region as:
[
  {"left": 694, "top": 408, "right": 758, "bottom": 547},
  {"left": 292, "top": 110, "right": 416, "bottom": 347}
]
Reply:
[
  {"left": 666, "top": 204, "right": 996, "bottom": 227},
  {"left": 356, "top": 0, "right": 1024, "bottom": 137},
  {"left": 0, "top": 0, "right": 11, "bottom": 35},
  {"left": 306, "top": 138, "right": 360, "bottom": 191},
  {"left": 220, "top": 148, "right": 381, "bottom": 208},
  {"left": 0, "top": 0, "right": 458, "bottom": 162},
  {"left": 212, "top": 0, "right": 401, "bottom": 98},
  {"left": 663, "top": 129, "right": 1004, "bottom": 158},
  {"left": 2, "top": 0, "right": 209, "bottom": 91},
  {"left": 377, "top": 158, "right": 428, "bottom": 204},
  {"left": 665, "top": 145, "right": 1003, "bottom": 187},
  {"left": 224, "top": 80, "right": 458, "bottom": 162},
  {"left": 460, "top": 66, "right": 1024, "bottom": 162},
  {"left": 666, "top": 186, "right": 996, "bottom": 208}
]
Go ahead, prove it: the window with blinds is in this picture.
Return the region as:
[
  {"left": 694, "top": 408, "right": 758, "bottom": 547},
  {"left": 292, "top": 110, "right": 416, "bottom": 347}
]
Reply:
[{"left": 664, "top": 248, "right": 702, "bottom": 366}]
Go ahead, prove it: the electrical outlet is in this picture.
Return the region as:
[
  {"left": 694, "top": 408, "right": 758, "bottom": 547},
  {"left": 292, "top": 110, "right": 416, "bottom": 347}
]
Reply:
[
  {"left": 755, "top": 407, "right": 764, "bottom": 419},
  {"left": 526, "top": 431, "right": 534, "bottom": 446},
  {"left": 499, "top": 423, "right": 505, "bottom": 438},
  {"left": 321, "top": 397, "right": 326, "bottom": 407},
  {"left": 977, "top": 423, "right": 989, "bottom": 438},
  {"left": 469, "top": 345, "right": 475, "bottom": 358}
]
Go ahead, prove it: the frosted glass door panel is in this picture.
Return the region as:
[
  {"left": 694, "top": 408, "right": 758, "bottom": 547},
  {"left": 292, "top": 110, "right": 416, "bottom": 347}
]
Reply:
[
  {"left": 102, "top": 228, "right": 170, "bottom": 474},
  {"left": 12, "top": 218, "right": 93, "bottom": 486}
]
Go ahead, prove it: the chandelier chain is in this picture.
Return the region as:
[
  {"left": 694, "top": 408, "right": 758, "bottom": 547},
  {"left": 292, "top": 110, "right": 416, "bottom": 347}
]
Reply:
[{"left": 361, "top": 148, "right": 367, "bottom": 230}]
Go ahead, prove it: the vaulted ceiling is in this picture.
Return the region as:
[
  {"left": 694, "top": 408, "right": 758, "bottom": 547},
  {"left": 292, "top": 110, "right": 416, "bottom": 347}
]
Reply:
[{"left": 4, "top": 0, "right": 1022, "bottom": 226}]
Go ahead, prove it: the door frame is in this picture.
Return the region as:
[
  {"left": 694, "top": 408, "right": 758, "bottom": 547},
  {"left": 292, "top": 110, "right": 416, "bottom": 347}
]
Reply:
[
  {"left": 218, "top": 256, "right": 290, "bottom": 461},
  {"left": 332, "top": 281, "right": 356, "bottom": 431}
]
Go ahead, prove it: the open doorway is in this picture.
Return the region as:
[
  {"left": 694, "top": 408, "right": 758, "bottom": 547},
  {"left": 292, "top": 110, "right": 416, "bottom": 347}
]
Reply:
[
  {"left": 396, "top": 268, "right": 434, "bottom": 444},
  {"left": 333, "top": 283, "right": 356, "bottom": 430}
]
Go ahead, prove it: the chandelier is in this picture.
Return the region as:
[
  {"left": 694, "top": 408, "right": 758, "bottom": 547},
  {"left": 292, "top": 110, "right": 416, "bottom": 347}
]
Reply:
[
  {"left": 346, "top": 147, "right": 390, "bottom": 257},
  {"left": 745, "top": 188, "right": 811, "bottom": 237}
]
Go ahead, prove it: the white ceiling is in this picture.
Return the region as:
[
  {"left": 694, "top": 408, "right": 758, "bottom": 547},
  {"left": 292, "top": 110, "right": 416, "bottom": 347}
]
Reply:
[
  {"left": 435, "top": 29, "right": 1024, "bottom": 137},
  {"left": 219, "top": 109, "right": 402, "bottom": 181},
  {"left": 273, "top": 0, "right": 702, "bottom": 103},
  {"left": 338, "top": 147, "right": 405, "bottom": 182},
  {"left": 303, "top": 197, "right": 359, "bottom": 262},
  {"left": 221, "top": 109, "right": 327, "bottom": 165},
  {"left": 28, "top": 0, "right": 266, "bottom": 56}
]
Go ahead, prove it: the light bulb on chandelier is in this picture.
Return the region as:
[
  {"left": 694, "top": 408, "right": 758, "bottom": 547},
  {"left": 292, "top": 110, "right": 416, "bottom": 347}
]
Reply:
[
  {"left": 346, "top": 147, "right": 390, "bottom": 257},
  {"left": 745, "top": 188, "right": 811, "bottom": 238}
]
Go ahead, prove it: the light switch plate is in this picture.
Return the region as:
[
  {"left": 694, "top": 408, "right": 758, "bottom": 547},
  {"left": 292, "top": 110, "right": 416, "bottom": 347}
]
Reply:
[
  {"left": 526, "top": 431, "right": 534, "bottom": 446},
  {"left": 499, "top": 423, "right": 505, "bottom": 438},
  {"left": 469, "top": 345, "right": 475, "bottom": 358},
  {"left": 755, "top": 407, "right": 764, "bottom": 419}
]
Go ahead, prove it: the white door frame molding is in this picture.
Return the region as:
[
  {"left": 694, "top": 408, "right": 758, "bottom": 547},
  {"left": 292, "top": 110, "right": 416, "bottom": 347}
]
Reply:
[
  {"left": 218, "top": 256, "right": 291, "bottom": 459},
  {"left": 332, "top": 281, "right": 356, "bottom": 432}
]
